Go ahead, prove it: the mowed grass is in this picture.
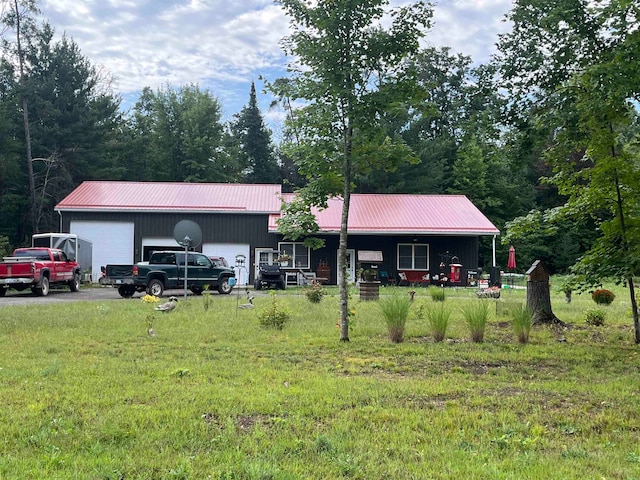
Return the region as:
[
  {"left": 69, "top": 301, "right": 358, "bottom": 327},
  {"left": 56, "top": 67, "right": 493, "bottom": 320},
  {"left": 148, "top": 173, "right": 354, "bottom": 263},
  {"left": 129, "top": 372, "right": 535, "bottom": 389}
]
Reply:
[{"left": 0, "top": 283, "right": 639, "bottom": 479}]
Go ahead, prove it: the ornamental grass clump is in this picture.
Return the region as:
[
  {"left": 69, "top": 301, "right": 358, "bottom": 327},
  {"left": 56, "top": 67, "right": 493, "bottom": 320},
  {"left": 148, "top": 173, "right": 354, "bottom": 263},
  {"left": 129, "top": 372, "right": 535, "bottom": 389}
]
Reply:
[
  {"left": 428, "top": 286, "right": 445, "bottom": 302},
  {"left": 257, "top": 292, "right": 290, "bottom": 330},
  {"left": 378, "top": 289, "right": 411, "bottom": 343},
  {"left": 425, "top": 303, "right": 452, "bottom": 342},
  {"left": 461, "top": 300, "right": 491, "bottom": 343},
  {"left": 511, "top": 305, "right": 533, "bottom": 344},
  {"left": 591, "top": 289, "right": 615, "bottom": 305}
]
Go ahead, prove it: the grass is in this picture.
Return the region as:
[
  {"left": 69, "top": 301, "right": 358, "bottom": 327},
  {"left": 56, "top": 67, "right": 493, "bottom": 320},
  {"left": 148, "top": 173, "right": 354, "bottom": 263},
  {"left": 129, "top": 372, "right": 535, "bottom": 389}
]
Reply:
[{"left": 0, "top": 282, "right": 639, "bottom": 478}]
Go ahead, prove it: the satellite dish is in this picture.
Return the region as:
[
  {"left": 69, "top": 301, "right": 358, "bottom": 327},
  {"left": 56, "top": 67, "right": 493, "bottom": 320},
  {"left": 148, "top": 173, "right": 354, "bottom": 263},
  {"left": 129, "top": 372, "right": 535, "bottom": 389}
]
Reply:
[{"left": 173, "top": 220, "right": 202, "bottom": 249}]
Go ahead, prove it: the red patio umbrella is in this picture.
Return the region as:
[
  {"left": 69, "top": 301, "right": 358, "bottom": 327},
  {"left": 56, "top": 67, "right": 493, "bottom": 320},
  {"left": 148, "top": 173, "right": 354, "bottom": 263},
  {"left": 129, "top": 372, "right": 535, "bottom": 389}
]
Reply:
[{"left": 507, "top": 245, "right": 516, "bottom": 271}]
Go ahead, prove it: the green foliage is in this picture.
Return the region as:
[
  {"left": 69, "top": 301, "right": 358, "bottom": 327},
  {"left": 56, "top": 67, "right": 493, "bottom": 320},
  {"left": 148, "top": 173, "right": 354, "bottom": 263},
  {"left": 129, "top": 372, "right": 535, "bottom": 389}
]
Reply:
[
  {"left": 497, "top": 0, "right": 640, "bottom": 340},
  {"left": 585, "top": 308, "right": 606, "bottom": 326},
  {"left": 377, "top": 289, "right": 412, "bottom": 343},
  {"left": 425, "top": 302, "right": 452, "bottom": 342},
  {"left": 304, "top": 282, "right": 325, "bottom": 303},
  {"left": 591, "top": 289, "right": 615, "bottom": 306},
  {"left": 270, "top": 0, "right": 432, "bottom": 340},
  {"left": 257, "top": 292, "right": 291, "bottom": 330},
  {"left": 511, "top": 305, "right": 533, "bottom": 344},
  {"left": 428, "top": 286, "right": 445, "bottom": 302},
  {"left": 461, "top": 300, "right": 491, "bottom": 343},
  {"left": 230, "top": 81, "right": 281, "bottom": 184},
  {"left": 128, "top": 84, "right": 236, "bottom": 183},
  {"left": 0, "top": 235, "right": 11, "bottom": 258}
]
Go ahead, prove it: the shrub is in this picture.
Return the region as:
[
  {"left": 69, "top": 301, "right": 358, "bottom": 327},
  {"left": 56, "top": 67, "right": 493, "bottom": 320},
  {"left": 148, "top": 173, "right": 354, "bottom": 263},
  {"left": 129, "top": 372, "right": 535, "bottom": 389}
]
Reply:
[
  {"left": 511, "top": 305, "right": 533, "bottom": 344},
  {"left": 428, "top": 286, "right": 445, "bottom": 302},
  {"left": 591, "top": 289, "right": 615, "bottom": 305},
  {"left": 304, "top": 282, "right": 325, "bottom": 303},
  {"left": 585, "top": 308, "right": 606, "bottom": 326},
  {"left": 257, "top": 292, "right": 290, "bottom": 330},
  {"left": 378, "top": 289, "right": 412, "bottom": 343},
  {"left": 425, "top": 303, "right": 452, "bottom": 342},
  {"left": 461, "top": 301, "right": 491, "bottom": 343}
]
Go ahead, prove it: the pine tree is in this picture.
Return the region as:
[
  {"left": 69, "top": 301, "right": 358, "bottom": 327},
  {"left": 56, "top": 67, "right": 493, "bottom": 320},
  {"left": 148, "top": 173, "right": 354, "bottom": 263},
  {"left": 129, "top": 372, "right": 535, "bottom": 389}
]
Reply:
[{"left": 232, "top": 81, "right": 281, "bottom": 184}]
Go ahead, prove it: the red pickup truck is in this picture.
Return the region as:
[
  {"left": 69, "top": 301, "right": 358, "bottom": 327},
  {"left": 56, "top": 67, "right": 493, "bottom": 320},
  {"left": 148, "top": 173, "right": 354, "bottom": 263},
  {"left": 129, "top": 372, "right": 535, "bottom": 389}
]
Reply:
[{"left": 0, "top": 247, "right": 81, "bottom": 297}]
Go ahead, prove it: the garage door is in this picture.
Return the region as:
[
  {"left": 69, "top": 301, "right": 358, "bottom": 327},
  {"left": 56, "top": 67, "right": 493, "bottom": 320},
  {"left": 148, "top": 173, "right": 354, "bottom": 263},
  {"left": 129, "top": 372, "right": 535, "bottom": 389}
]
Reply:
[
  {"left": 141, "top": 237, "right": 184, "bottom": 260},
  {"left": 202, "top": 243, "right": 250, "bottom": 285},
  {"left": 70, "top": 221, "right": 135, "bottom": 283}
]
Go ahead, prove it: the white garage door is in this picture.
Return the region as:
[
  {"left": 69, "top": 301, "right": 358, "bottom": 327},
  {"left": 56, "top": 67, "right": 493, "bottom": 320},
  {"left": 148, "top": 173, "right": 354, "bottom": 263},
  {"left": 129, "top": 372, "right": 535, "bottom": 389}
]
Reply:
[
  {"left": 141, "top": 237, "right": 183, "bottom": 259},
  {"left": 202, "top": 243, "right": 250, "bottom": 285},
  {"left": 70, "top": 221, "right": 135, "bottom": 283}
]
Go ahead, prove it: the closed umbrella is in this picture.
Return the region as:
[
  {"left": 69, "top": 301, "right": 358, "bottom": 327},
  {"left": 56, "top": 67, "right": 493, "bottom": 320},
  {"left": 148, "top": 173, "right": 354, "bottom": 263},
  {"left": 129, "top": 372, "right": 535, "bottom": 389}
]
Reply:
[{"left": 507, "top": 245, "right": 516, "bottom": 271}]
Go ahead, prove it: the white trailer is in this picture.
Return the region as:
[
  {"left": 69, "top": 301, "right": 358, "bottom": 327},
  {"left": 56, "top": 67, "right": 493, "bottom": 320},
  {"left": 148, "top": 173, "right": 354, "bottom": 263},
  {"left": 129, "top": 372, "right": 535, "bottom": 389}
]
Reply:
[{"left": 32, "top": 233, "right": 93, "bottom": 282}]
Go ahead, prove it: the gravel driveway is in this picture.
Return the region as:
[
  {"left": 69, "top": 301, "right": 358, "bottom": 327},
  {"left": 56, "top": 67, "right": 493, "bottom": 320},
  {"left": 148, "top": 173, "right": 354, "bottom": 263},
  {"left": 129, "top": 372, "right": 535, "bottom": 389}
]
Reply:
[{"left": 0, "top": 286, "right": 192, "bottom": 307}]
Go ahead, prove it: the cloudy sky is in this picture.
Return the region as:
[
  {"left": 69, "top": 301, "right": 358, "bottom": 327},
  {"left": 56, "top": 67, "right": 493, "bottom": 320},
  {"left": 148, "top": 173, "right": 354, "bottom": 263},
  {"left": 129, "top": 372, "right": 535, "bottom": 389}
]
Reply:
[{"left": 39, "top": 0, "right": 514, "bottom": 132}]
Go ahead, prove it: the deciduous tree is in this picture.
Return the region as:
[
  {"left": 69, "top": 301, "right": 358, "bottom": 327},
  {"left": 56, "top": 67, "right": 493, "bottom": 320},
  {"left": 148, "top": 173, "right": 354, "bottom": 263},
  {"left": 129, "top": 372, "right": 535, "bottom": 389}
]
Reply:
[{"left": 270, "top": 0, "right": 432, "bottom": 341}]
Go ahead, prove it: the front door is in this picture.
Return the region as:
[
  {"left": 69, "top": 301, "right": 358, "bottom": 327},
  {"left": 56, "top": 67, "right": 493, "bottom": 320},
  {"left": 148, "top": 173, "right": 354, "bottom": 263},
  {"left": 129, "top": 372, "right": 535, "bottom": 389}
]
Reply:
[{"left": 337, "top": 248, "right": 356, "bottom": 284}]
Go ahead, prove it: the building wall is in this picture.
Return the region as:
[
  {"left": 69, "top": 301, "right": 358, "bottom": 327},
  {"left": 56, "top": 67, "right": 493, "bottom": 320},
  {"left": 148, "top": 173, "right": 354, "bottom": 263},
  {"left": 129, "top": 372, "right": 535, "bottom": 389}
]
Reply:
[
  {"left": 61, "top": 211, "right": 483, "bottom": 284},
  {"left": 61, "top": 211, "right": 281, "bottom": 274},
  {"left": 303, "top": 234, "right": 480, "bottom": 284}
]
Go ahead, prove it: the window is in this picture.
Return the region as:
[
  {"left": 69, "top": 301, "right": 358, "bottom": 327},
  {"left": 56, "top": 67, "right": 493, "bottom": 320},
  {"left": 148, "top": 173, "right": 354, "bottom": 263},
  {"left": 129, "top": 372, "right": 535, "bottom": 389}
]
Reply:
[
  {"left": 278, "top": 242, "right": 310, "bottom": 269},
  {"left": 397, "top": 244, "right": 429, "bottom": 270}
]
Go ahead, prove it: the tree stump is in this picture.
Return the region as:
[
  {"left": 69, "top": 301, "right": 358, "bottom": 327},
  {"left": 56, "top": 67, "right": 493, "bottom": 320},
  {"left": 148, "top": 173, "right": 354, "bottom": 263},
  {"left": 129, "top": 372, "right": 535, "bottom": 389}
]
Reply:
[{"left": 525, "top": 260, "right": 565, "bottom": 325}]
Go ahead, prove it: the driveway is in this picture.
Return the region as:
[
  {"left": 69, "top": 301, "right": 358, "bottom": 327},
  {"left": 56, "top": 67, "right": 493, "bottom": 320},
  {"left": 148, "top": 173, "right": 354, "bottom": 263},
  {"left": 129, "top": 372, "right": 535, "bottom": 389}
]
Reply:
[{"left": 0, "top": 286, "right": 194, "bottom": 307}]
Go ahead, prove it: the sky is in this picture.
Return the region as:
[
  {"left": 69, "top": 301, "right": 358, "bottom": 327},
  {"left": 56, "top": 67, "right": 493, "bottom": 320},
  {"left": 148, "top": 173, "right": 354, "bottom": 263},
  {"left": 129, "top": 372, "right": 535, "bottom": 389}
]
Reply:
[{"left": 39, "top": 0, "right": 514, "bottom": 136}]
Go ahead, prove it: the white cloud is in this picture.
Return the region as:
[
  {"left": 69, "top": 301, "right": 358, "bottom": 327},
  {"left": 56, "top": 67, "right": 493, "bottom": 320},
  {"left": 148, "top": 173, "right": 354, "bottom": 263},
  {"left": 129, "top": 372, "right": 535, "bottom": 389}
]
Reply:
[{"left": 38, "top": 0, "right": 514, "bottom": 123}]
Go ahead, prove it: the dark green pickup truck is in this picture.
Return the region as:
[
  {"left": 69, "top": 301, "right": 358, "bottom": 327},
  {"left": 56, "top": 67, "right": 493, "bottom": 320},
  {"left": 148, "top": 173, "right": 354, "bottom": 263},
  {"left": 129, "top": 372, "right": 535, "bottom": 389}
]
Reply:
[{"left": 105, "top": 251, "right": 235, "bottom": 298}]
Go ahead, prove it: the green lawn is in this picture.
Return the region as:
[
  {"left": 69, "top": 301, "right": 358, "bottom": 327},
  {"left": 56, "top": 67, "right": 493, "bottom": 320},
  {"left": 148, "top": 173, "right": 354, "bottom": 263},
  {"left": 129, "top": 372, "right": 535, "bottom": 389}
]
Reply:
[{"left": 0, "top": 283, "right": 639, "bottom": 479}]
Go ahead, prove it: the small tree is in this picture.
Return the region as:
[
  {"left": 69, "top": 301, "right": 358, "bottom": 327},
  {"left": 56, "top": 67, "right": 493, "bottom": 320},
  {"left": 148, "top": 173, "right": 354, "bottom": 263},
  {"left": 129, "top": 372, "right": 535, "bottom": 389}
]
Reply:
[{"left": 270, "top": 0, "right": 432, "bottom": 341}]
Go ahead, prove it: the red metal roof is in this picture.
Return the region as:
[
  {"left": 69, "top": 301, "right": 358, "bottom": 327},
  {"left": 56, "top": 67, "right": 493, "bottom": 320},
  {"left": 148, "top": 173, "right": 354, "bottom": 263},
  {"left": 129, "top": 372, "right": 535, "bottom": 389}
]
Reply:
[
  {"left": 55, "top": 181, "right": 283, "bottom": 213},
  {"left": 269, "top": 193, "right": 499, "bottom": 236},
  {"left": 56, "top": 182, "right": 499, "bottom": 236}
]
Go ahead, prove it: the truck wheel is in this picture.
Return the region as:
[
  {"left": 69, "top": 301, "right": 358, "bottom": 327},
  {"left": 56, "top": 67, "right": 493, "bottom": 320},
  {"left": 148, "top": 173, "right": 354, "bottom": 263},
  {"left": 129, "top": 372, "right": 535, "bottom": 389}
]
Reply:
[
  {"left": 69, "top": 273, "right": 81, "bottom": 292},
  {"left": 147, "top": 279, "right": 164, "bottom": 297},
  {"left": 118, "top": 285, "right": 135, "bottom": 298},
  {"left": 191, "top": 286, "right": 204, "bottom": 295},
  {"left": 217, "top": 277, "right": 233, "bottom": 295},
  {"left": 254, "top": 280, "right": 262, "bottom": 291},
  {"left": 279, "top": 280, "right": 286, "bottom": 290},
  {"left": 0, "top": 287, "right": 6, "bottom": 297},
  {"left": 34, "top": 276, "right": 50, "bottom": 296}
]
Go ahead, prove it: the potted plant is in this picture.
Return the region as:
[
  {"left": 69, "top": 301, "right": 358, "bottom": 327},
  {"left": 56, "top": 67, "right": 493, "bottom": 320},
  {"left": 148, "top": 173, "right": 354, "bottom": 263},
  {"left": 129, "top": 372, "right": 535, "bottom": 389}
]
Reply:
[{"left": 277, "top": 253, "right": 292, "bottom": 266}]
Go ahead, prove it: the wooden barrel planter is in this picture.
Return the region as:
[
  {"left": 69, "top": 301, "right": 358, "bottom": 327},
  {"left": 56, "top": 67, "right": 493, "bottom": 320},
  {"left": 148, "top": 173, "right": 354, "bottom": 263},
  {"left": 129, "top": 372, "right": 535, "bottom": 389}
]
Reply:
[{"left": 359, "top": 281, "right": 381, "bottom": 301}]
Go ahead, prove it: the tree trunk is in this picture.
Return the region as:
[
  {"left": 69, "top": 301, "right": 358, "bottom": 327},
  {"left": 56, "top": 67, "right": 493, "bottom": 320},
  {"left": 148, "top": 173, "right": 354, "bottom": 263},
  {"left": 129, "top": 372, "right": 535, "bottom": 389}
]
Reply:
[
  {"left": 13, "top": 0, "right": 37, "bottom": 234},
  {"left": 338, "top": 122, "right": 352, "bottom": 342},
  {"left": 627, "top": 278, "right": 640, "bottom": 344},
  {"left": 526, "top": 280, "right": 564, "bottom": 325}
]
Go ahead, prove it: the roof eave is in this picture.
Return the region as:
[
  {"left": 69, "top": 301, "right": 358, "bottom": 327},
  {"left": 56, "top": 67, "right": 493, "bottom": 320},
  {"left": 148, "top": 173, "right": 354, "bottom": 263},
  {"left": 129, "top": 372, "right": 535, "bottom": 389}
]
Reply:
[
  {"left": 268, "top": 228, "right": 500, "bottom": 236},
  {"left": 56, "top": 207, "right": 281, "bottom": 214}
]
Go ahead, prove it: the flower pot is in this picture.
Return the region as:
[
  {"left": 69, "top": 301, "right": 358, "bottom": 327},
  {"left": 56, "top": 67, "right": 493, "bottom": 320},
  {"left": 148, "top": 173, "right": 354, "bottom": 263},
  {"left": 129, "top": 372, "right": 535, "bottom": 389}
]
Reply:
[{"left": 359, "top": 281, "right": 380, "bottom": 301}]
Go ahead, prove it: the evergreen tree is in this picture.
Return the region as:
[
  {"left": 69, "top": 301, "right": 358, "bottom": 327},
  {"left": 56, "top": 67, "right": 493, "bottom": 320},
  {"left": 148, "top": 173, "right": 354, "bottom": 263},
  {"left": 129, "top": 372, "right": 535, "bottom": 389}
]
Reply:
[{"left": 231, "top": 81, "right": 280, "bottom": 184}]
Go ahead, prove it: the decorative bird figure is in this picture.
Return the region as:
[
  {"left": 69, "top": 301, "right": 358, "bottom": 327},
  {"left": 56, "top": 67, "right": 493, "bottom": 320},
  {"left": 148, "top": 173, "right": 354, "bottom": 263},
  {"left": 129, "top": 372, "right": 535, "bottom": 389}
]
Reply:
[
  {"left": 155, "top": 296, "right": 178, "bottom": 313},
  {"left": 238, "top": 296, "right": 255, "bottom": 309}
]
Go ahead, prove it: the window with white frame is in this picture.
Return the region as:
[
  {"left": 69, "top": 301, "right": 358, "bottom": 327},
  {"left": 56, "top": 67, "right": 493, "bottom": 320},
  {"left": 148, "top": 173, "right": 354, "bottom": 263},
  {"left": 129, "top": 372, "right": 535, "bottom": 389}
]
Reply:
[
  {"left": 397, "top": 244, "right": 429, "bottom": 270},
  {"left": 278, "top": 242, "right": 310, "bottom": 269}
]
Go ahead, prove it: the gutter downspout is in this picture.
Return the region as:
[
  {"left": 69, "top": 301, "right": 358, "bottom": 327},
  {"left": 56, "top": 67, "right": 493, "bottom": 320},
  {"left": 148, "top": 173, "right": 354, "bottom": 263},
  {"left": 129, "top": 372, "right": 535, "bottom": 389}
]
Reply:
[
  {"left": 57, "top": 210, "right": 62, "bottom": 232},
  {"left": 492, "top": 235, "right": 497, "bottom": 267}
]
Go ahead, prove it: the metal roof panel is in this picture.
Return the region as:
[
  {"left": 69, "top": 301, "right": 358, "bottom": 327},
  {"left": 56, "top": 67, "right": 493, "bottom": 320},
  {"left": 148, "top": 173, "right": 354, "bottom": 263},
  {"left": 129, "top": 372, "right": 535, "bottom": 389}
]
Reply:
[{"left": 56, "top": 181, "right": 283, "bottom": 213}]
